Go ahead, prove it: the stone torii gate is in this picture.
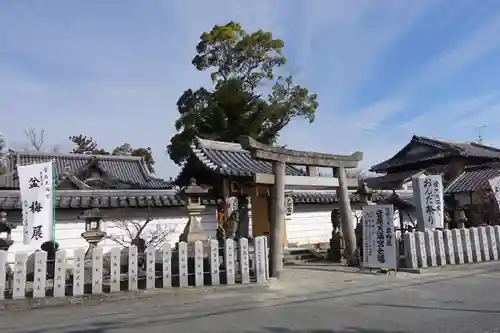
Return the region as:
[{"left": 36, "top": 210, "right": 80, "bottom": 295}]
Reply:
[{"left": 240, "top": 137, "right": 363, "bottom": 277}]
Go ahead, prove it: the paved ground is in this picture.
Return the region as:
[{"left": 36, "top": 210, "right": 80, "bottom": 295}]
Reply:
[{"left": 2, "top": 262, "right": 500, "bottom": 333}]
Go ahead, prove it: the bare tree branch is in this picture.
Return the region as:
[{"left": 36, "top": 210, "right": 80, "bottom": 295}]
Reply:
[
  {"left": 23, "top": 128, "right": 45, "bottom": 152},
  {"left": 346, "top": 168, "right": 366, "bottom": 180},
  {"left": 106, "top": 218, "right": 176, "bottom": 250}
]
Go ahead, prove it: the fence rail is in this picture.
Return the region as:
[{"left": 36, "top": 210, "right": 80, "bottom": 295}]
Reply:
[
  {"left": 0, "top": 236, "right": 269, "bottom": 300},
  {"left": 403, "top": 225, "right": 500, "bottom": 269}
]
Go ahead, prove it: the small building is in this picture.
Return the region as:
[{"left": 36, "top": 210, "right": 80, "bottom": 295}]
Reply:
[
  {"left": 176, "top": 138, "right": 412, "bottom": 247},
  {"left": 367, "top": 135, "right": 500, "bottom": 190},
  {"left": 444, "top": 163, "right": 500, "bottom": 226},
  {"left": 0, "top": 151, "right": 209, "bottom": 259}
]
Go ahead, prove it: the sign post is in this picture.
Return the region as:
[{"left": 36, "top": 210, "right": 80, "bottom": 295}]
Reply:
[
  {"left": 18, "top": 161, "right": 56, "bottom": 247},
  {"left": 362, "top": 204, "right": 397, "bottom": 273},
  {"left": 413, "top": 174, "right": 444, "bottom": 231}
]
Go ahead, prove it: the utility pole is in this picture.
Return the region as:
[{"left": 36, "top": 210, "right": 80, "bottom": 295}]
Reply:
[{"left": 476, "top": 125, "right": 486, "bottom": 144}]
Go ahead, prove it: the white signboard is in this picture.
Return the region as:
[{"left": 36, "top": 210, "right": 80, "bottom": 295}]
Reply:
[
  {"left": 489, "top": 176, "right": 500, "bottom": 208},
  {"left": 18, "top": 162, "right": 55, "bottom": 246},
  {"left": 362, "top": 204, "right": 397, "bottom": 270},
  {"left": 416, "top": 175, "right": 444, "bottom": 229}
]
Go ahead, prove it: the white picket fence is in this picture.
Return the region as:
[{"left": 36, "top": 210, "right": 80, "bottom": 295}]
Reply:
[
  {"left": 403, "top": 226, "right": 500, "bottom": 269},
  {"left": 0, "top": 236, "right": 269, "bottom": 300}
]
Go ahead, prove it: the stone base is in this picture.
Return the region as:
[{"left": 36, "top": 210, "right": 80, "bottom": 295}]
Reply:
[{"left": 327, "top": 248, "right": 343, "bottom": 262}]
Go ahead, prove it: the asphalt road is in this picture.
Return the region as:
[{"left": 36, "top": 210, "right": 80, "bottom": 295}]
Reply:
[{"left": 2, "top": 263, "right": 500, "bottom": 333}]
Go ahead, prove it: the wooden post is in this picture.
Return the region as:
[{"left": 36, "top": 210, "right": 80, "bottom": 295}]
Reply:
[{"left": 270, "top": 161, "right": 285, "bottom": 277}]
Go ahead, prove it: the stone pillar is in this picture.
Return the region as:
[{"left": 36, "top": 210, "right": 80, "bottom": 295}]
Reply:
[
  {"left": 336, "top": 166, "right": 357, "bottom": 265},
  {"left": 179, "top": 204, "right": 208, "bottom": 243},
  {"left": 306, "top": 166, "right": 317, "bottom": 176},
  {"left": 270, "top": 161, "right": 285, "bottom": 278}
]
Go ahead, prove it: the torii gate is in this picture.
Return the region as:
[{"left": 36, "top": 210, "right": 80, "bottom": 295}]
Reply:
[{"left": 240, "top": 137, "right": 363, "bottom": 277}]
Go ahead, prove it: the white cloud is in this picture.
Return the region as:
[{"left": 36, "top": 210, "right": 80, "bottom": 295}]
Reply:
[
  {"left": 351, "top": 10, "right": 500, "bottom": 131},
  {"left": 320, "top": 10, "right": 500, "bottom": 171},
  {"left": 2, "top": 0, "right": 500, "bottom": 179}
]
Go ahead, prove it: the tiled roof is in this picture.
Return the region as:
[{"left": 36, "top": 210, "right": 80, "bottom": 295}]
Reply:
[
  {"left": 365, "top": 170, "right": 424, "bottom": 190},
  {"left": 0, "top": 189, "right": 413, "bottom": 210},
  {"left": 445, "top": 164, "right": 500, "bottom": 193},
  {"left": 178, "top": 138, "right": 305, "bottom": 179},
  {"left": 288, "top": 190, "right": 413, "bottom": 205},
  {"left": 370, "top": 135, "right": 500, "bottom": 172},
  {"left": 378, "top": 192, "right": 416, "bottom": 210},
  {"left": 0, "top": 152, "right": 172, "bottom": 190},
  {"left": 0, "top": 189, "right": 218, "bottom": 210}
]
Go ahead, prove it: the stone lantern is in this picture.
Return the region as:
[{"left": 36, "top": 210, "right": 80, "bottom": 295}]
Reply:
[
  {"left": 79, "top": 208, "right": 106, "bottom": 256},
  {"left": 356, "top": 180, "right": 373, "bottom": 205},
  {"left": 179, "top": 178, "right": 209, "bottom": 243},
  {"left": 0, "top": 211, "right": 15, "bottom": 251}
]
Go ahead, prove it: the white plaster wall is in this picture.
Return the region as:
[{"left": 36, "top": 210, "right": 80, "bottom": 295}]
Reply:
[
  {"left": 285, "top": 205, "right": 363, "bottom": 247},
  {"left": 286, "top": 208, "right": 332, "bottom": 246},
  {"left": 8, "top": 210, "right": 219, "bottom": 262},
  {"left": 6, "top": 198, "right": 416, "bottom": 260},
  {"left": 285, "top": 204, "right": 417, "bottom": 247}
]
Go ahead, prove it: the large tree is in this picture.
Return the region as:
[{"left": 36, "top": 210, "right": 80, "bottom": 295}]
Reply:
[
  {"left": 69, "top": 135, "right": 156, "bottom": 174},
  {"left": 167, "top": 21, "right": 318, "bottom": 165}
]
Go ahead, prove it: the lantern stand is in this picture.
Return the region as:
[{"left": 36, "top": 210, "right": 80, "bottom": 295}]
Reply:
[
  {"left": 178, "top": 178, "right": 209, "bottom": 244},
  {"left": 79, "top": 208, "right": 106, "bottom": 258}
]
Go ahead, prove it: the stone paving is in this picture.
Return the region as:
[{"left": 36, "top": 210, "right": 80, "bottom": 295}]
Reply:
[{"left": 2, "top": 261, "right": 500, "bottom": 332}]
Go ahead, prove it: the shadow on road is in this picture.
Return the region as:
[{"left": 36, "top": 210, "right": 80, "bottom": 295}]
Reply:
[
  {"left": 60, "top": 326, "right": 407, "bottom": 333},
  {"left": 12, "top": 265, "right": 500, "bottom": 333},
  {"left": 285, "top": 265, "right": 380, "bottom": 276},
  {"left": 357, "top": 302, "right": 500, "bottom": 314},
  {"left": 244, "top": 327, "right": 407, "bottom": 333}
]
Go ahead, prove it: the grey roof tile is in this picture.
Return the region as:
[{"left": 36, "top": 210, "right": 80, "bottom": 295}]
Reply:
[
  {"left": 370, "top": 135, "right": 500, "bottom": 172},
  {"left": 445, "top": 164, "right": 500, "bottom": 193},
  {"left": 181, "top": 138, "right": 305, "bottom": 179},
  {"left": 0, "top": 189, "right": 208, "bottom": 210},
  {"left": 0, "top": 152, "right": 172, "bottom": 190},
  {"left": 288, "top": 190, "right": 405, "bottom": 204}
]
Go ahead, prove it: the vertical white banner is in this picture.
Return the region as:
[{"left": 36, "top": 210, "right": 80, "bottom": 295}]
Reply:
[
  {"left": 18, "top": 162, "right": 54, "bottom": 246},
  {"left": 416, "top": 175, "right": 444, "bottom": 229},
  {"left": 489, "top": 176, "right": 500, "bottom": 209},
  {"left": 362, "top": 204, "right": 397, "bottom": 270}
]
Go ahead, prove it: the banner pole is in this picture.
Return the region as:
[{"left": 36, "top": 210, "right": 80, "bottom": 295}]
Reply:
[{"left": 52, "top": 160, "right": 56, "bottom": 251}]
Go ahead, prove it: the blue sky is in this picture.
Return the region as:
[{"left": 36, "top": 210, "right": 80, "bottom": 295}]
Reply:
[{"left": 2, "top": 0, "right": 500, "bottom": 178}]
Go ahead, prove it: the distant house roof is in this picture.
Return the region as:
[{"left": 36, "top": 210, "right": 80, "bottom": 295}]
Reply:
[
  {"left": 445, "top": 163, "right": 500, "bottom": 194},
  {"left": 0, "top": 151, "right": 172, "bottom": 190},
  {"left": 176, "top": 138, "right": 305, "bottom": 182},
  {"left": 370, "top": 135, "right": 500, "bottom": 173},
  {"left": 287, "top": 190, "right": 413, "bottom": 205},
  {"left": 365, "top": 170, "right": 424, "bottom": 190},
  {"left": 378, "top": 192, "right": 416, "bottom": 210}
]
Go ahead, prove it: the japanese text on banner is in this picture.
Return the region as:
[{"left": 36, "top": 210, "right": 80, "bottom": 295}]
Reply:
[
  {"left": 18, "top": 162, "right": 54, "bottom": 246},
  {"left": 362, "top": 204, "right": 397, "bottom": 270},
  {"left": 417, "top": 175, "right": 444, "bottom": 229}
]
